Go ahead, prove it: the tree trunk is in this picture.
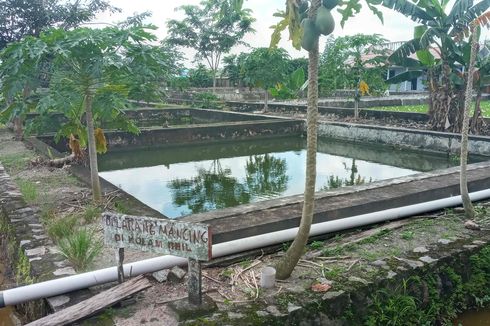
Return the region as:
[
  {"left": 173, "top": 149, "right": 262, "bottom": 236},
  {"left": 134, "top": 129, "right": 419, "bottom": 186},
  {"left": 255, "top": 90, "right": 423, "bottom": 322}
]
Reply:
[
  {"left": 84, "top": 94, "right": 102, "bottom": 202},
  {"left": 263, "top": 89, "right": 269, "bottom": 113},
  {"left": 470, "top": 87, "right": 483, "bottom": 134},
  {"left": 428, "top": 64, "right": 464, "bottom": 133},
  {"left": 460, "top": 26, "right": 478, "bottom": 220},
  {"left": 212, "top": 70, "right": 217, "bottom": 94},
  {"left": 354, "top": 99, "right": 359, "bottom": 120},
  {"left": 275, "top": 0, "right": 320, "bottom": 280},
  {"left": 13, "top": 117, "right": 23, "bottom": 140}
]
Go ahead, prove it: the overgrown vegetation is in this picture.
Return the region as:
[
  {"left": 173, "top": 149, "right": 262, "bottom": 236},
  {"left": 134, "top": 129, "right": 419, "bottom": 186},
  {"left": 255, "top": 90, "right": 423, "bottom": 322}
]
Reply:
[
  {"left": 58, "top": 228, "right": 102, "bottom": 271},
  {"left": 191, "top": 92, "right": 224, "bottom": 110},
  {"left": 367, "top": 101, "right": 490, "bottom": 117}
]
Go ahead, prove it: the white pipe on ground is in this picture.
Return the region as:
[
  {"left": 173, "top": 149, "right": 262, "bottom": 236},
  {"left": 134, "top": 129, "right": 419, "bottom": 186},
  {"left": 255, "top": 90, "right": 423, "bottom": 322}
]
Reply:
[{"left": 1, "top": 189, "right": 489, "bottom": 307}]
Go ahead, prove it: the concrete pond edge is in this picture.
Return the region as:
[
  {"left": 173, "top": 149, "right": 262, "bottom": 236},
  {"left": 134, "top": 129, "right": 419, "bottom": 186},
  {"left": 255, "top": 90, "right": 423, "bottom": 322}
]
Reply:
[
  {"left": 0, "top": 164, "right": 81, "bottom": 322},
  {"left": 183, "top": 235, "right": 490, "bottom": 325}
]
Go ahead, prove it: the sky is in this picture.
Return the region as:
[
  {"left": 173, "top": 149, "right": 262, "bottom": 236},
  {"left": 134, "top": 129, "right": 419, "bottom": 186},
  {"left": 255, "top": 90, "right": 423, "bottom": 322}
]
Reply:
[{"left": 93, "top": 0, "right": 486, "bottom": 66}]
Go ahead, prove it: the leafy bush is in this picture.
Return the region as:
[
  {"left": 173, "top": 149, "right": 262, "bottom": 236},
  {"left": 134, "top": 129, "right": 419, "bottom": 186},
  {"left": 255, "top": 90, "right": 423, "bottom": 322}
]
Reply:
[
  {"left": 59, "top": 228, "right": 102, "bottom": 271},
  {"left": 191, "top": 92, "right": 224, "bottom": 110},
  {"left": 269, "top": 68, "right": 306, "bottom": 100}
]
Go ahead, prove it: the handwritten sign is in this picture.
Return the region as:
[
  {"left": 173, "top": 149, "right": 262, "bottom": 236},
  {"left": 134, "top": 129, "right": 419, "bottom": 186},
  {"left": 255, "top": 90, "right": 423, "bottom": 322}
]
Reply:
[{"left": 102, "top": 212, "right": 212, "bottom": 261}]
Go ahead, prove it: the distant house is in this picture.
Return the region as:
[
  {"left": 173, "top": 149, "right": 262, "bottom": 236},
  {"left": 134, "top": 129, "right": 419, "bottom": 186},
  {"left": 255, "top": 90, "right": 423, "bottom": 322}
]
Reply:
[{"left": 364, "top": 41, "right": 489, "bottom": 93}]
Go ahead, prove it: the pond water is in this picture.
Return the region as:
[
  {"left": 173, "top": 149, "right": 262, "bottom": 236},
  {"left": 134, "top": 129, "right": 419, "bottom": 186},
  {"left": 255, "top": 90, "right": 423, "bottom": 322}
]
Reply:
[
  {"left": 453, "top": 307, "right": 490, "bottom": 325},
  {"left": 98, "top": 136, "right": 478, "bottom": 218},
  {"left": 0, "top": 261, "right": 15, "bottom": 326}
]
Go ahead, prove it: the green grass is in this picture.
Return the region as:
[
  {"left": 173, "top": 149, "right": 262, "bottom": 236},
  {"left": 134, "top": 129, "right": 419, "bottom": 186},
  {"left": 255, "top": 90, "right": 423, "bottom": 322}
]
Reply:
[
  {"left": 16, "top": 179, "right": 38, "bottom": 203},
  {"left": 82, "top": 205, "right": 102, "bottom": 224},
  {"left": 368, "top": 100, "right": 490, "bottom": 117},
  {"left": 59, "top": 228, "right": 102, "bottom": 271},
  {"left": 46, "top": 216, "right": 78, "bottom": 242},
  {"left": 400, "top": 230, "right": 415, "bottom": 240},
  {"left": 0, "top": 152, "right": 35, "bottom": 173}
]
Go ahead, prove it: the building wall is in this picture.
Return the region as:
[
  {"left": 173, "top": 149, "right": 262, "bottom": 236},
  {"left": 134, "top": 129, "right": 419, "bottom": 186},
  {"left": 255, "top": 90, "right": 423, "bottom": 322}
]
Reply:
[{"left": 387, "top": 67, "right": 427, "bottom": 92}]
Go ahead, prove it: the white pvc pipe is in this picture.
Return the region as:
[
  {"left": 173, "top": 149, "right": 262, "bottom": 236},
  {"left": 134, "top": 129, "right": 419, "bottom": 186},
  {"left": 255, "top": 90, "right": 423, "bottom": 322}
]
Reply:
[{"left": 1, "top": 189, "right": 489, "bottom": 307}]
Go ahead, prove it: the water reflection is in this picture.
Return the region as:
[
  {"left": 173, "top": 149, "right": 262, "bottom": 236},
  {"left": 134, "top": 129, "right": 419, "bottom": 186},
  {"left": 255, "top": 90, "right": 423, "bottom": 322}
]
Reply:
[
  {"left": 245, "top": 154, "right": 289, "bottom": 197},
  {"left": 324, "top": 159, "right": 370, "bottom": 190},
  {"left": 98, "top": 136, "right": 478, "bottom": 218},
  {"left": 169, "top": 160, "right": 251, "bottom": 214}
]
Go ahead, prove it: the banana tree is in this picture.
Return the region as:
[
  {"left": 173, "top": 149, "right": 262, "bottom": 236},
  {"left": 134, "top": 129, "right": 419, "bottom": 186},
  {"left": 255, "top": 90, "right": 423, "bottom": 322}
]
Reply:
[
  {"left": 383, "top": 0, "right": 490, "bottom": 133},
  {"left": 470, "top": 43, "right": 490, "bottom": 132},
  {"left": 0, "top": 24, "right": 175, "bottom": 202}
]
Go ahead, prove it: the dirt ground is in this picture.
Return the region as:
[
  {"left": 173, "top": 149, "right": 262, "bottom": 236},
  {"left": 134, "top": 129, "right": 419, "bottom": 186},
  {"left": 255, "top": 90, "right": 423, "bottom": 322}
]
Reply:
[
  {"left": 105, "top": 205, "right": 490, "bottom": 325},
  {"left": 0, "top": 128, "right": 158, "bottom": 271}
]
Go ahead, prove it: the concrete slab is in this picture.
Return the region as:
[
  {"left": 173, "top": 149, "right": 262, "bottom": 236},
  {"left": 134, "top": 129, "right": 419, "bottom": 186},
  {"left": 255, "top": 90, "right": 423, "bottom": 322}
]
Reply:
[{"left": 184, "top": 161, "right": 490, "bottom": 243}]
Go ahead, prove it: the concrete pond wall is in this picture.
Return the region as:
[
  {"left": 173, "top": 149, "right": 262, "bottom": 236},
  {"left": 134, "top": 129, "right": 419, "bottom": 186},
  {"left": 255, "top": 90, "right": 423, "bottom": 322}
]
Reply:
[
  {"left": 318, "top": 121, "right": 490, "bottom": 157},
  {"left": 25, "top": 107, "right": 279, "bottom": 134},
  {"left": 0, "top": 165, "right": 81, "bottom": 322}
]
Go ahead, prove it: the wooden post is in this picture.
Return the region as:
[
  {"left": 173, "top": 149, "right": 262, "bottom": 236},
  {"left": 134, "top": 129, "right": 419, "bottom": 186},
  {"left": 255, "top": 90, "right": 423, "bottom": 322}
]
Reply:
[
  {"left": 188, "top": 258, "right": 202, "bottom": 305},
  {"left": 117, "top": 248, "right": 125, "bottom": 283}
]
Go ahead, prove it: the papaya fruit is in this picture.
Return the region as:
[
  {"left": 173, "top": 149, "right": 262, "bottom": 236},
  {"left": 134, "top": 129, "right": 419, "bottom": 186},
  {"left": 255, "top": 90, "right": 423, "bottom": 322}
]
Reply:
[
  {"left": 323, "top": 0, "right": 339, "bottom": 10},
  {"left": 315, "top": 6, "right": 335, "bottom": 36},
  {"left": 298, "top": 0, "right": 308, "bottom": 13},
  {"left": 301, "top": 18, "right": 319, "bottom": 52}
]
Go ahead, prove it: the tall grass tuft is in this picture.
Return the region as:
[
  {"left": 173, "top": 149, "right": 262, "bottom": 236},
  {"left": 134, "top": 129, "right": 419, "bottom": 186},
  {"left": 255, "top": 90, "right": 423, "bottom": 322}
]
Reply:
[
  {"left": 82, "top": 204, "right": 102, "bottom": 224},
  {"left": 47, "top": 216, "right": 78, "bottom": 242},
  {"left": 17, "top": 179, "right": 38, "bottom": 202},
  {"left": 59, "top": 228, "right": 102, "bottom": 271}
]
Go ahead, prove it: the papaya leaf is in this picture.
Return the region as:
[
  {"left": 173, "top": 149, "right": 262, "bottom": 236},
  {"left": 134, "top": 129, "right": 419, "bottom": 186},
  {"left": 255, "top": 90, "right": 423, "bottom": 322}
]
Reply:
[
  {"left": 338, "top": 0, "right": 362, "bottom": 28},
  {"left": 366, "top": 2, "right": 384, "bottom": 24}
]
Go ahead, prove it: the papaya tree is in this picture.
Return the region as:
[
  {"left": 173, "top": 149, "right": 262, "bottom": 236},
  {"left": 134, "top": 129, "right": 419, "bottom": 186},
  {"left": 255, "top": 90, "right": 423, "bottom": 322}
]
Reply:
[
  {"left": 319, "top": 34, "right": 388, "bottom": 118},
  {"left": 241, "top": 47, "right": 291, "bottom": 112},
  {"left": 270, "top": 0, "right": 383, "bottom": 279},
  {"left": 460, "top": 24, "right": 479, "bottom": 219},
  {"left": 0, "top": 0, "right": 117, "bottom": 50},
  {"left": 383, "top": 0, "right": 490, "bottom": 133},
  {"left": 166, "top": 0, "right": 255, "bottom": 92},
  {"left": 0, "top": 24, "right": 175, "bottom": 202}
]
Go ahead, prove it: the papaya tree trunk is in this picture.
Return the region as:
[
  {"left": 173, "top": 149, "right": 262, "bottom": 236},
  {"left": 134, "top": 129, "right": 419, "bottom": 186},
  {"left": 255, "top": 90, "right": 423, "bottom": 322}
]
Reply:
[
  {"left": 275, "top": 0, "right": 320, "bottom": 280},
  {"left": 84, "top": 93, "right": 102, "bottom": 202},
  {"left": 354, "top": 99, "right": 359, "bottom": 120},
  {"left": 212, "top": 70, "right": 217, "bottom": 94},
  {"left": 460, "top": 26, "right": 478, "bottom": 220},
  {"left": 263, "top": 89, "right": 269, "bottom": 113},
  {"left": 13, "top": 117, "right": 23, "bottom": 141}
]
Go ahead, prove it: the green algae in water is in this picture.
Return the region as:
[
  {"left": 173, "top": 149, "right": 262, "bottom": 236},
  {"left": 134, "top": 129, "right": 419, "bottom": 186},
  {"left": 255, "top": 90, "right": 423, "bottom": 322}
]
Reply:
[{"left": 98, "top": 136, "right": 482, "bottom": 218}]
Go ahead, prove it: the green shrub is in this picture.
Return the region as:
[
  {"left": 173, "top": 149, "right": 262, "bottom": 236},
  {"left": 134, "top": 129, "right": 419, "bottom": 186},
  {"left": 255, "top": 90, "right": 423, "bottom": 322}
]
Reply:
[
  {"left": 191, "top": 92, "right": 224, "bottom": 110},
  {"left": 59, "top": 228, "right": 102, "bottom": 271}
]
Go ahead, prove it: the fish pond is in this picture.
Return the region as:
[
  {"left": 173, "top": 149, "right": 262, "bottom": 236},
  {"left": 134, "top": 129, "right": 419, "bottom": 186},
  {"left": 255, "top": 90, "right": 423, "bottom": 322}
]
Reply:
[{"left": 98, "top": 136, "right": 483, "bottom": 218}]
